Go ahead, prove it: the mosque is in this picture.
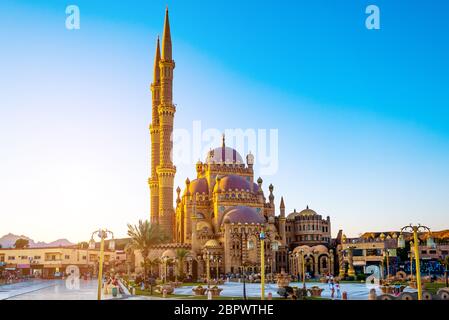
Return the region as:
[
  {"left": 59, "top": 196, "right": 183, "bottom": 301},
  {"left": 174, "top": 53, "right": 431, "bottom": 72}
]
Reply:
[{"left": 142, "top": 9, "right": 334, "bottom": 279}]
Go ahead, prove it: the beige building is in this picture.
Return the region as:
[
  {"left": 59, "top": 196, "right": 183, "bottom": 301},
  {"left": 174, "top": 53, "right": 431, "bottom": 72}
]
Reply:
[
  {"left": 338, "top": 234, "right": 397, "bottom": 277},
  {"left": 0, "top": 246, "right": 116, "bottom": 278}
]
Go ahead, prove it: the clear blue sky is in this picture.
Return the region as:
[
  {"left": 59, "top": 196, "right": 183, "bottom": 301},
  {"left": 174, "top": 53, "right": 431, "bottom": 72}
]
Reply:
[{"left": 0, "top": 0, "right": 448, "bottom": 242}]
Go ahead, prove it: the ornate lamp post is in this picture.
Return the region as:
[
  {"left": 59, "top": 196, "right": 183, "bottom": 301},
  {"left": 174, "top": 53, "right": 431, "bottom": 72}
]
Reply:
[
  {"left": 270, "top": 240, "right": 279, "bottom": 282},
  {"left": 409, "top": 241, "right": 414, "bottom": 280},
  {"left": 398, "top": 224, "right": 434, "bottom": 300},
  {"left": 89, "top": 229, "right": 114, "bottom": 300}
]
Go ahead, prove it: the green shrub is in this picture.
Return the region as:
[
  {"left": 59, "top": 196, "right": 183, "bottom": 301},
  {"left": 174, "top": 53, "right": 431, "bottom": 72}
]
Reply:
[{"left": 356, "top": 274, "right": 367, "bottom": 281}]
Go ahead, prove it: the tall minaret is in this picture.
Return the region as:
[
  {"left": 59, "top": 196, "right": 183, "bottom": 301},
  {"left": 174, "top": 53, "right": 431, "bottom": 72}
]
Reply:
[
  {"left": 157, "top": 8, "right": 176, "bottom": 241},
  {"left": 149, "top": 37, "right": 161, "bottom": 225}
]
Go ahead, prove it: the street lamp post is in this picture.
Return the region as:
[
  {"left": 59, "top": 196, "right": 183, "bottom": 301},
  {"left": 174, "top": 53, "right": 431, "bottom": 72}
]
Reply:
[
  {"left": 409, "top": 241, "right": 414, "bottom": 280},
  {"left": 89, "top": 229, "right": 114, "bottom": 301},
  {"left": 398, "top": 224, "right": 434, "bottom": 300},
  {"left": 259, "top": 228, "right": 266, "bottom": 300}
]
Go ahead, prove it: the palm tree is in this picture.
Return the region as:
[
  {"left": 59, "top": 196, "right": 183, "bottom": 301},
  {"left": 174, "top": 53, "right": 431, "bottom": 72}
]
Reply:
[
  {"left": 77, "top": 241, "right": 89, "bottom": 249},
  {"left": 14, "top": 238, "right": 29, "bottom": 249},
  {"left": 175, "top": 248, "right": 189, "bottom": 280},
  {"left": 127, "top": 220, "right": 167, "bottom": 281}
]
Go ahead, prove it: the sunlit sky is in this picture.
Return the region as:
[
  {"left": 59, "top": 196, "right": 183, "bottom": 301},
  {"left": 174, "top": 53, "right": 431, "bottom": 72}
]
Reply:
[{"left": 0, "top": 0, "right": 448, "bottom": 243}]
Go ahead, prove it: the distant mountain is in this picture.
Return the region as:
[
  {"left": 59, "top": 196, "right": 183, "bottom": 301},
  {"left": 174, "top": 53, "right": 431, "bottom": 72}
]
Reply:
[{"left": 0, "top": 233, "right": 74, "bottom": 248}]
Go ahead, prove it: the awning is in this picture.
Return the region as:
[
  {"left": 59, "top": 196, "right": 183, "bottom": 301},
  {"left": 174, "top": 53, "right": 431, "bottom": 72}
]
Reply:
[{"left": 17, "top": 264, "right": 30, "bottom": 269}]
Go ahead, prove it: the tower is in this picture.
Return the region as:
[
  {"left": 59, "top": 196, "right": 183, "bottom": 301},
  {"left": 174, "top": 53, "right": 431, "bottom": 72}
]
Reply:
[
  {"left": 157, "top": 8, "right": 176, "bottom": 241},
  {"left": 279, "top": 197, "right": 286, "bottom": 246},
  {"left": 149, "top": 37, "right": 161, "bottom": 225}
]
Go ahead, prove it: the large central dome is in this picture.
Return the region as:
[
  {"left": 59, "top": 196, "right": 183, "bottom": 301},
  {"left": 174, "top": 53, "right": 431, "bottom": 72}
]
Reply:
[{"left": 206, "top": 146, "right": 243, "bottom": 164}]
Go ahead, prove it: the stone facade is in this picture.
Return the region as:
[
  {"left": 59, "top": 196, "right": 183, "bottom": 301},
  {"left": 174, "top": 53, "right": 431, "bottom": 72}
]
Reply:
[{"left": 145, "top": 9, "right": 337, "bottom": 279}]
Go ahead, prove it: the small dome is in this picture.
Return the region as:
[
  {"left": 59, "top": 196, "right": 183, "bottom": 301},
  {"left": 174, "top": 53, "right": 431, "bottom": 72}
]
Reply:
[
  {"left": 293, "top": 245, "right": 312, "bottom": 254},
  {"left": 287, "top": 206, "right": 317, "bottom": 219},
  {"left": 299, "top": 206, "right": 317, "bottom": 216},
  {"left": 184, "top": 178, "right": 209, "bottom": 195},
  {"left": 222, "top": 206, "right": 265, "bottom": 224},
  {"left": 217, "top": 175, "right": 251, "bottom": 192},
  {"left": 206, "top": 146, "right": 243, "bottom": 164},
  {"left": 204, "top": 239, "right": 221, "bottom": 248},
  {"left": 161, "top": 249, "right": 176, "bottom": 259},
  {"left": 312, "top": 245, "right": 328, "bottom": 253}
]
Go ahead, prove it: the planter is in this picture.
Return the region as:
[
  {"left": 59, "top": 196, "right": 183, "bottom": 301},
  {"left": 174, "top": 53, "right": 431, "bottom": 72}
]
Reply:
[
  {"left": 276, "top": 269, "right": 291, "bottom": 288},
  {"left": 308, "top": 286, "right": 324, "bottom": 297},
  {"left": 207, "top": 286, "right": 223, "bottom": 297},
  {"left": 293, "top": 287, "right": 308, "bottom": 299},
  {"left": 156, "top": 284, "right": 174, "bottom": 295},
  {"left": 192, "top": 286, "right": 207, "bottom": 296}
]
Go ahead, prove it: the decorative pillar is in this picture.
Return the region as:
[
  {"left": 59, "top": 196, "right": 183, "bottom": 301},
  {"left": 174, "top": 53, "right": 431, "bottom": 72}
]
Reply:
[
  {"left": 348, "top": 247, "right": 356, "bottom": 277},
  {"left": 329, "top": 250, "right": 333, "bottom": 275},
  {"left": 338, "top": 248, "right": 346, "bottom": 276}
]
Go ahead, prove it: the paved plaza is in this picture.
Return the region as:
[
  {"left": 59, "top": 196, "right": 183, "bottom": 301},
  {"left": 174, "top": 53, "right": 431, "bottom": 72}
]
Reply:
[
  {"left": 0, "top": 279, "right": 154, "bottom": 300},
  {"left": 1, "top": 279, "right": 418, "bottom": 300},
  {"left": 175, "top": 281, "right": 418, "bottom": 300}
]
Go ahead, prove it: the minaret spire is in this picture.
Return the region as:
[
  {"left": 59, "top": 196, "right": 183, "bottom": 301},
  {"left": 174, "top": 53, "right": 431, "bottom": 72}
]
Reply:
[
  {"left": 157, "top": 7, "right": 176, "bottom": 241},
  {"left": 149, "top": 36, "right": 162, "bottom": 225},
  {"left": 153, "top": 36, "right": 161, "bottom": 83},
  {"left": 161, "top": 7, "right": 172, "bottom": 60}
]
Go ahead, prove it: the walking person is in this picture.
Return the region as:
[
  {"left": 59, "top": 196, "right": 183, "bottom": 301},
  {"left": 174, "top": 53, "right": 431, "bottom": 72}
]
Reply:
[
  {"left": 330, "top": 280, "right": 335, "bottom": 299},
  {"left": 335, "top": 280, "right": 341, "bottom": 299}
]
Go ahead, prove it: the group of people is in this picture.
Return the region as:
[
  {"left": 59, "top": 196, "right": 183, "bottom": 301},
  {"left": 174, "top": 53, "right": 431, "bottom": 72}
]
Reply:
[
  {"left": 102, "top": 274, "right": 123, "bottom": 296},
  {"left": 326, "top": 274, "right": 342, "bottom": 299},
  {"left": 0, "top": 270, "right": 21, "bottom": 284}
]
